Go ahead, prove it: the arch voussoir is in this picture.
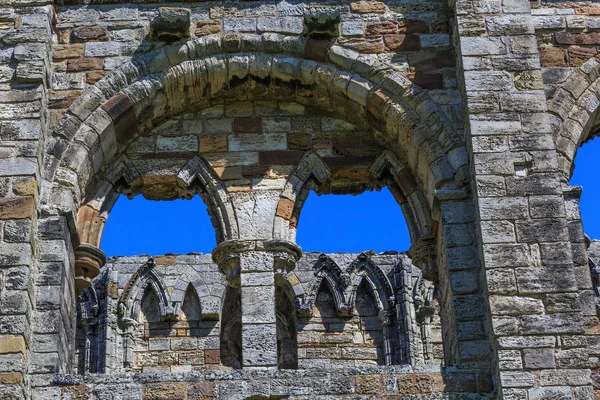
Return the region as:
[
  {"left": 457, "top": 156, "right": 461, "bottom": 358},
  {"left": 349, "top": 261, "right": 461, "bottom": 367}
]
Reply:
[{"left": 549, "top": 57, "right": 600, "bottom": 180}]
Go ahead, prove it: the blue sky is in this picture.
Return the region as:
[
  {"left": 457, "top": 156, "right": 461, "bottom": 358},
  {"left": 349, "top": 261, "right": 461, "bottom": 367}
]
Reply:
[{"left": 102, "top": 139, "right": 600, "bottom": 256}]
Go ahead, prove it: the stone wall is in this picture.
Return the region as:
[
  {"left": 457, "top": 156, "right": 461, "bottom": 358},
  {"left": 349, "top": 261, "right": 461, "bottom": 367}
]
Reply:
[
  {"left": 0, "top": 0, "right": 599, "bottom": 398},
  {"left": 75, "top": 252, "right": 443, "bottom": 377}
]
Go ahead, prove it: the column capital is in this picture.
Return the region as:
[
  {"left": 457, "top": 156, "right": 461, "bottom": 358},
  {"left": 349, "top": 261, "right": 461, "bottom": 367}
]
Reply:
[
  {"left": 212, "top": 239, "right": 302, "bottom": 284},
  {"left": 74, "top": 244, "right": 106, "bottom": 296}
]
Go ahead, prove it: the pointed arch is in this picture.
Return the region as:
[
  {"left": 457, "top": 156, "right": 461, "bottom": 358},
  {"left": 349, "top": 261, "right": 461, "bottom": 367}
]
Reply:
[
  {"left": 74, "top": 154, "right": 238, "bottom": 250},
  {"left": 171, "top": 268, "right": 222, "bottom": 321},
  {"left": 274, "top": 152, "right": 332, "bottom": 241},
  {"left": 299, "top": 254, "right": 351, "bottom": 317},
  {"left": 345, "top": 253, "right": 395, "bottom": 314},
  {"left": 119, "top": 258, "right": 173, "bottom": 322},
  {"left": 180, "top": 284, "right": 202, "bottom": 323},
  {"left": 370, "top": 150, "right": 433, "bottom": 241}
]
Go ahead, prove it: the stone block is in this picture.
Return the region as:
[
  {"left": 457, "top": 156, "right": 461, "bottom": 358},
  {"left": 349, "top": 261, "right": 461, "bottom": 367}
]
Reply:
[
  {"left": 257, "top": 17, "right": 303, "bottom": 34},
  {"left": 522, "top": 348, "right": 555, "bottom": 369},
  {"left": 499, "top": 371, "right": 534, "bottom": 388},
  {"left": 0, "top": 336, "right": 26, "bottom": 356},
  {"left": 242, "top": 324, "right": 277, "bottom": 366},
  {"left": 143, "top": 383, "right": 188, "bottom": 400},
  {"left": 241, "top": 285, "right": 276, "bottom": 324},
  {"left": 84, "top": 42, "right": 121, "bottom": 57},
  {"left": 489, "top": 296, "right": 544, "bottom": 316},
  {"left": 71, "top": 26, "right": 109, "bottom": 42},
  {"left": 204, "top": 349, "right": 220, "bottom": 364},
  {"left": 520, "top": 313, "right": 584, "bottom": 335},
  {"left": 0, "top": 197, "right": 34, "bottom": 220}
]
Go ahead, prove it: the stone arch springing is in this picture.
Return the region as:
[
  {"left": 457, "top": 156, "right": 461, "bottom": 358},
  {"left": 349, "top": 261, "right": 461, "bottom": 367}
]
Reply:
[
  {"left": 76, "top": 156, "right": 140, "bottom": 249},
  {"left": 274, "top": 152, "right": 331, "bottom": 242}
]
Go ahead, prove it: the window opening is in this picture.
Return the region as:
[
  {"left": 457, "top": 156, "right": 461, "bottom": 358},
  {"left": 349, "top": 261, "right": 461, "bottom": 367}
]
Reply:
[
  {"left": 296, "top": 187, "right": 411, "bottom": 253},
  {"left": 571, "top": 137, "right": 600, "bottom": 240},
  {"left": 101, "top": 195, "right": 215, "bottom": 257}
]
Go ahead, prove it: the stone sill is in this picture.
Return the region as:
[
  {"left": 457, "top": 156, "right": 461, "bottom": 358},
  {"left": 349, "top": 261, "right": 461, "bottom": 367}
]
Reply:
[{"left": 54, "top": 364, "right": 446, "bottom": 384}]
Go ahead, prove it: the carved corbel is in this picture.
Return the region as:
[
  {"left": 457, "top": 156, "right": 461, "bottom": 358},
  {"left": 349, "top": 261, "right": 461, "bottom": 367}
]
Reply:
[
  {"left": 74, "top": 244, "right": 106, "bottom": 296},
  {"left": 408, "top": 235, "right": 437, "bottom": 282}
]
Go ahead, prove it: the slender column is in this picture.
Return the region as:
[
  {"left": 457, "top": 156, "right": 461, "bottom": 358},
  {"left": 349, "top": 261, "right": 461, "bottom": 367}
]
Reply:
[{"left": 213, "top": 240, "right": 301, "bottom": 369}]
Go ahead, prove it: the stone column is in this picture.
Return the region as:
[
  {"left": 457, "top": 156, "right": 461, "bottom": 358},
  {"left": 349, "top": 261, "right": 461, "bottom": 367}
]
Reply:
[
  {"left": 453, "top": 0, "right": 593, "bottom": 397},
  {"left": 213, "top": 240, "right": 301, "bottom": 369}
]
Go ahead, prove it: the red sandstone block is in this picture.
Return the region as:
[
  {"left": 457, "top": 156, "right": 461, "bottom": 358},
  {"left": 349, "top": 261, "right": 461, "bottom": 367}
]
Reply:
[
  {"left": 67, "top": 57, "right": 103, "bottom": 72},
  {"left": 204, "top": 349, "right": 220, "bottom": 364},
  {"left": 575, "top": 7, "right": 600, "bottom": 15},
  {"left": 87, "top": 71, "right": 107, "bottom": 84},
  {"left": 555, "top": 32, "right": 600, "bottom": 45},
  {"left": 539, "top": 46, "right": 568, "bottom": 67},
  {"left": 366, "top": 21, "right": 398, "bottom": 36},
  {"left": 102, "top": 92, "right": 137, "bottom": 145},
  {"left": 383, "top": 34, "right": 420, "bottom": 51},
  {"left": 0, "top": 197, "right": 34, "bottom": 219},
  {"left": 568, "top": 45, "right": 597, "bottom": 66}
]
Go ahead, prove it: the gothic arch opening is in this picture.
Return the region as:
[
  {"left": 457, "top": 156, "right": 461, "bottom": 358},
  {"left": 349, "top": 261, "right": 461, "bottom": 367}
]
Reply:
[
  {"left": 220, "top": 286, "right": 242, "bottom": 370},
  {"left": 296, "top": 188, "right": 411, "bottom": 253},
  {"left": 101, "top": 195, "right": 215, "bottom": 256},
  {"left": 275, "top": 285, "right": 298, "bottom": 370},
  {"left": 179, "top": 285, "right": 202, "bottom": 337}
]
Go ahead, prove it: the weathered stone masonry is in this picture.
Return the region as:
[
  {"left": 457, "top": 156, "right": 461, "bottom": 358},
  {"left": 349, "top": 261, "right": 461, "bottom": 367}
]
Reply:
[{"left": 1, "top": 0, "right": 600, "bottom": 398}]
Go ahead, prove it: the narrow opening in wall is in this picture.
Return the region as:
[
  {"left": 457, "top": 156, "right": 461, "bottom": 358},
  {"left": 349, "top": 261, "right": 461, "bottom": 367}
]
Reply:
[
  {"left": 296, "top": 187, "right": 411, "bottom": 252},
  {"left": 571, "top": 137, "right": 600, "bottom": 240},
  {"left": 100, "top": 195, "right": 216, "bottom": 257}
]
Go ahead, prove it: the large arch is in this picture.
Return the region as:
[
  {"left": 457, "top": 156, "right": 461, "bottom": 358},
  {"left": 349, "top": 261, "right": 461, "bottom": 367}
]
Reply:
[
  {"left": 41, "top": 34, "right": 467, "bottom": 219},
  {"left": 37, "top": 32, "right": 486, "bottom": 372}
]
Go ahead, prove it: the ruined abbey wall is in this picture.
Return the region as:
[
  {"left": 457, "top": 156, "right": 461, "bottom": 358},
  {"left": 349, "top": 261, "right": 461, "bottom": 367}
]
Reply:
[{"left": 1, "top": 0, "right": 600, "bottom": 399}]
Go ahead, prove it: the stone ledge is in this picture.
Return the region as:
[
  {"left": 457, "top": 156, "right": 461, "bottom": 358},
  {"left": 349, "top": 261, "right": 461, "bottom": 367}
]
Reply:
[{"left": 51, "top": 366, "right": 494, "bottom": 399}]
